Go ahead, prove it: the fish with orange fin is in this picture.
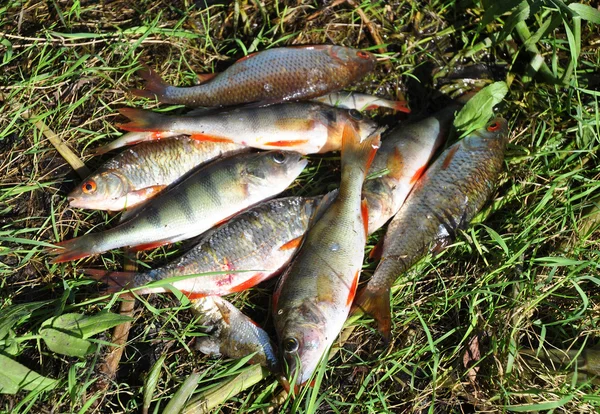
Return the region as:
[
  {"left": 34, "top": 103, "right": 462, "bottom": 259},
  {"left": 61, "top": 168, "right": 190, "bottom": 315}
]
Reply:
[
  {"left": 353, "top": 118, "right": 509, "bottom": 343},
  {"left": 117, "top": 103, "right": 377, "bottom": 154},
  {"left": 47, "top": 151, "right": 306, "bottom": 263},
  {"left": 83, "top": 195, "right": 331, "bottom": 297},
  {"left": 273, "top": 125, "right": 382, "bottom": 386},
  {"left": 69, "top": 137, "right": 246, "bottom": 211},
  {"left": 312, "top": 91, "right": 410, "bottom": 113},
  {"left": 132, "top": 46, "right": 377, "bottom": 107},
  {"left": 191, "top": 296, "right": 278, "bottom": 371},
  {"left": 364, "top": 103, "right": 462, "bottom": 234}
]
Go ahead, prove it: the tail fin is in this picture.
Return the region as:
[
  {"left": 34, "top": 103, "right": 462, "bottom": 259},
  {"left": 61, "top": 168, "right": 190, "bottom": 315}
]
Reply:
[
  {"left": 47, "top": 235, "right": 97, "bottom": 263},
  {"left": 130, "top": 66, "right": 172, "bottom": 102},
  {"left": 352, "top": 285, "right": 392, "bottom": 344},
  {"left": 341, "top": 125, "right": 382, "bottom": 177},
  {"left": 82, "top": 269, "right": 137, "bottom": 294},
  {"left": 117, "top": 108, "right": 166, "bottom": 132},
  {"left": 370, "top": 99, "right": 411, "bottom": 113}
]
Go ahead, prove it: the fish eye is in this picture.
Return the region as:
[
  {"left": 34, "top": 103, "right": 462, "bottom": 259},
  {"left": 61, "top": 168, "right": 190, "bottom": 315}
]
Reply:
[
  {"left": 283, "top": 337, "right": 299, "bottom": 353},
  {"left": 487, "top": 121, "right": 501, "bottom": 132},
  {"left": 82, "top": 180, "right": 97, "bottom": 194},
  {"left": 272, "top": 152, "right": 287, "bottom": 164},
  {"left": 349, "top": 109, "right": 363, "bottom": 120},
  {"left": 356, "top": 51, "right": 371, "bottom": 60}
]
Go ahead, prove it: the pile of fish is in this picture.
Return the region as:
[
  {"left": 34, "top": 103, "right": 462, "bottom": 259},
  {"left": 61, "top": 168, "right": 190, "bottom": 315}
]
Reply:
[{"left": 48, "top": 45, "right": 509, "bottom": 390}]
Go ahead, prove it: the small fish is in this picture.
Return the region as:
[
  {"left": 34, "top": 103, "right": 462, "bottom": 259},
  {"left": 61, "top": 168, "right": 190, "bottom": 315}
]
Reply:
[
  {"left": 312, "top": 91, "right": 410, "bottom": 113},
  {"left": 117, "top": 102, "right": 377, "bottom": 154},
  {"left": 364, "top": 104, "right": 461, "bottom": 234},
  {"left": 353, "top": 118, "right": 509, "bottom": 342},
  {"left": 84, "top": 196, "right": 327, "bottom": 297},
  {"left": 69, "top": 137, "right": 246, "bottom": 211},
  {"left": 48, "top": 151, "right": 307, "bottom": 263},
  {"left": 273, "top": 125, "right": 381, "bottom": 386},
  {"left": 191, "top": 296, "right": 278, "bottom": 371},
  {"left": 132, "top": 45, "right": 377, "bottom": 107}
]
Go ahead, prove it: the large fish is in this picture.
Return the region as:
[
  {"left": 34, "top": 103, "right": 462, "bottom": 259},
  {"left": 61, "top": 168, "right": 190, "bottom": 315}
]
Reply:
[
  {"left": 69, "top": 137, "right": 246, "bottom": 211},
  {"left": 191, "top": 296, "right": 278, "bottom": 371},
  {"left": 364, "top": 104, "right": 461, "bottom": 234},
  {"left": 273, "top": 125, "right": 381, "bottom": 386},
  {"left": 48, "top": 151, "right": 307, "bottom": 263},
  {"left": 117, "top": 103, "right": 377, "bottom": 154},
  {"left": 354, "top": 118, "right": 509, "bottom": 342},
  {"left": 84, "top": 196, "right": 327, "bottom": 297},
  {"left": 312, "top": 91, "right": 410, "bottom": 112},
  {"left": 132, "top": 45, "right": 377, "bottom": 107}
]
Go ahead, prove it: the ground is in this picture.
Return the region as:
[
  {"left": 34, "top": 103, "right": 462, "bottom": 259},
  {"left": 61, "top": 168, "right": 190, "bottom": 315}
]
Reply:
[{"left": 1, "top": 0, "right": 600, "bottom": 413}]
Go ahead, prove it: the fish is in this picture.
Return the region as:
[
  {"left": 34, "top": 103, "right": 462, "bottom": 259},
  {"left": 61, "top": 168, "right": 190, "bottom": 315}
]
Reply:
[
  {"left": 48, "top": 151, "right": 307, "bottom": 263},
  {"left": 191, "top": 296, "right": 278, "bottom": 371},
  {"left": 273, "top": 125, "right": 381, "bottom": 386},
  {"left": 364, "top": 104, "right": 461, "bottom": 234},
  {"left": 353, "top": 118, "right": 509, "bottom": 342},
  {"left": 69, "top": 137, "right": 246, "bottom": 211},
  {"left": 91, "top": 131, "right": 181, "bottom": 155},
  {"left": 312, "top": 91, "right": 410, "bottom": 113},
  {"left": 132, "top": 45, "right": 377, "bottom": 107},
  {"left": 117, "top": 102, "right": 378, "bottom": 154},
  {"left": 83, "top": 196, "right": 329, "bottom": 297}
]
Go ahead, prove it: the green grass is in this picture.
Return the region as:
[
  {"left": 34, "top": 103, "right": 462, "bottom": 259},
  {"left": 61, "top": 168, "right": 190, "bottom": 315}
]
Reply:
[{"left": 1, "top": 0, "right": 600, "bottom": 412}]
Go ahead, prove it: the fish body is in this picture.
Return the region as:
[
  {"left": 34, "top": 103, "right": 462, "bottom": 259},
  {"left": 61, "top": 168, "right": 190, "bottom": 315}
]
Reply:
[
  {"left": 364, "top": 105, "right": 460, "bottom": 233},
  {"left": 118, "top": 103, "right": 377, "bottom": 154},
  {"left": 354, "top": 118, "right": 509, "bottom": 341},
  {"left": 86, "top": 196, "right": 324, "bottom": 296},
  {"left": 132, "top": 46, "right": 376, "bottom": 107},
  {"left": 191, "top": 296, "right": 278, "bottom": 371},
  {"left": 273, "top": 126, "right": 381, "bottom": 385},
  {"left": 70, "top": 137, "right": 246, "bottom": 211},
  {"left": 312, "top": 91, "right": 410, "bottom": 113},
  {"left": 49, "top": 151, "right": 307, "bottom": 263}
]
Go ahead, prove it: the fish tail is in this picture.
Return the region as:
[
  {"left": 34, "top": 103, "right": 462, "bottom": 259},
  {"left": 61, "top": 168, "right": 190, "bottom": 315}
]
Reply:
[
  {"left": 118, "top": 108, "right": 165, "bottom": 132},
  {"left": 389, "top": 99, "right": 411, "bottom": 113},
  {"left": 47, "top": 234, "right": 99, "bottom": 263},
  {"left": 82, "top": 269, "right": 137, "bottom": 293},
  {"left": 341, "top": 125, "right": 382, "bottom": 178},
  {"left": 352, "top": 285, "right": 392, "bottom": 344},
  {"left": 130, "top": 66, "right": 173, "bottom": 102}
]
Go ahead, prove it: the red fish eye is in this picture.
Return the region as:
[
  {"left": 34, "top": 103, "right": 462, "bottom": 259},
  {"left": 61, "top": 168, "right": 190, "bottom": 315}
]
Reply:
[
  {"left": 356, "top": 51, "right": 371, "bottom": 60},
  {"left": 487, "top": 122, "right": 501, "bottom": 132},
  {"left": 82, "top": 180, "right": 97, "bottom": 194}
]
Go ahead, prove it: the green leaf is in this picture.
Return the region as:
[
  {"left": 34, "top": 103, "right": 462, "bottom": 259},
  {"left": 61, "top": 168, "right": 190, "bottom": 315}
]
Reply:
[
  {"left": 0, "top": 300, "right": 53, "bottom": 340},
  {"left": 39, "top": 329, "right": 95, "bottom": 358},
  {"left": 569, "top": 3, "right": 600, "bottom": 24},
  {"left": 163, "top": 372, "right": 200, "bottom": 414},
  {"left": 0, "top": 354, "right": 58, "bottom": 394},
  {"left": 454, "top": 81, "right": 508, "bottom": 135}
]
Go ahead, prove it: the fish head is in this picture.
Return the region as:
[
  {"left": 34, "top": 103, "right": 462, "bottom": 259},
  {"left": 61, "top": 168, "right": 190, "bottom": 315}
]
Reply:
[
  {"left": 477, "top": 117, "right": 509, "bottom": 142},
  {"left": 245, "top": 151, "right": 307, "bottom": 187},
  {"left": 331, "top": 47, "right": 378, "bottom": 74},
  {"left": 67, "top": 171, "right": 130, "bottom": 211}
]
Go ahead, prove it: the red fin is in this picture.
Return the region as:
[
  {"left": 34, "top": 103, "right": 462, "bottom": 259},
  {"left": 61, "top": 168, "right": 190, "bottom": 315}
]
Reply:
[
  {"left": 386, "top": 147, "right": 404, "bottom": 179},
  {"left": 197, "top": 73, "right": 217, "bottom": 83},
  {"left": 117, "top": 107, "right": 164, "bottom": 132},
  {"left": 346, "top": 270, "right": 360, "bottom": 307},
  {"left": 352, "top": 286, "right": 392, "bottom": 344},
  {"left": 236, "top": 52, "right": 259, "bottom": 63},
  {"left": 391, "top": 100, "right": 411, "bottom": 113},
  {"left": 340, "top": 125, "right": 381, "bottom": 174},
  {"left": 409, "top": 164, "right": 428, "bottom": 184},
  {"left": 181, "top": 291, "right": 208, "bottom": 300},
  {"left": 190, "top": 133, "right": 235, "bottom": 144},
  {"left": 279, "top": 236, "right": 303, "bottom": 251},
  {"left": 361, "top": 199, "right": 369, "bottom": 237},
  {"left": 129, "top": 185, "right": 167, "bottom": 203},
  {"left": 263, "top": 139, "right": 309, "bottom": 148},
  {"left": 369, "top": 238, "right": 384, "bottom": 260},
  {"left": 131, "top": 66, "right": 171, "bottom": 102},
  {"left": 441, "top": 145, "right": 460, "bottom": 170},
  {"left": 128, "top": 240, "right": 172, "bottom": 252},
  {"left": 229, "top": 272, "right": 268, "bottom": 294},
  {"left": 365, "top": 104, "right": 378, "bottom": 111},
  {"left": 83, "top": 269, "right": 136, "bottom": 293},
  {"left": 48, "top": 236, "right": 94, "bottom": 263}
]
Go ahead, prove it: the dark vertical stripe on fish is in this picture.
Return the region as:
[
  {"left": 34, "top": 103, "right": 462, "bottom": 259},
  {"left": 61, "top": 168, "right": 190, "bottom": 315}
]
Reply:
[
  {"left": 145, "top": 205, "right": 162, "bottom": 228},
  {"left": 174, "top": 190, "right": 197, "bottom": 222}
]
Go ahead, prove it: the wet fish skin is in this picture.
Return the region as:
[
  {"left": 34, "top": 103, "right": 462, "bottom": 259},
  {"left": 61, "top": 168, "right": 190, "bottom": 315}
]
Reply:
[
  {"left": 118, "top": 102, "right": 378, "bottom": 155},
  {"left": 49, "top": 151, "right": 307, "bottom": 263},
  {"left": 69, "top": 137, "right": 246, "bottom": 211},
  {"left": 273, "top": 125, "right": 381, "bottom": 386},
  {"left": 132, "top": 46, "right": 377, "bottom": 107},
  {"left": 85, "top": 196, "right": 324, "bottom": 296},
  {"left": 312, "top": 91, "right": 410, "bottom": 113},
  {"left": 354, "top": 118, "right": 509, "bottom": 341},
  {"left": 191, "top": 296, "right": 278, "bottom": 371},
  {"left": 364, "top": 104, "right": 461, "bottom": 234}
]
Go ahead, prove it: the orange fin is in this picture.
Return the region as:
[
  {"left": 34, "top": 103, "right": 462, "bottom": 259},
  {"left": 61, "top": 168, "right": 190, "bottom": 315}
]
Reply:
[
  {"left": 131, "top": 66, "right": 172, "bottom": 102},
  {"left": 346, "top": 270, "right": 360, "bottom": 307},
  {"left": 273, "top": 118, "right": 316, "bottom": 132},
  {"left": 197, "top": 73, "right": 217, "bottom": 83},
  {"left": 83, "top": 269, "right": 137, "bottom": 293},
  {"left": 229, "top": 272, "right": 268, "bottom": 294},
  {"left": 182, "top": 291, "right": 208, "bottom": 300},
  {"left": 128, "top": 185, "right": 167, "bottom": 204},
  {"left": 279, "top": 236, "right": 303, "bottom": 251},
  {"left": 409, "top": 164, "right": 428, "bottom": 184},
  {"left": 128, "top": 240, "right": 172, "bottom": 252},
  {"left": 263, "top": 139, "right": 310, "bottom": 148},
  {"left": 391, "top": 100, "right": 411, "bottom": 113},
  {"left": 48, "top": 235, "right": 95, "bottom": 263},
  {"left": 340, "top": 125, "right": 382, "bottom": 175},
  {"left": 369, "top": 238, "right": 384, "bottom": 260},
  {"left": 190, "top": 133, "right": 235, "bottom": 144},
  {"left": 118, "top": 107, "right": 165, "bottom": 132},
  {"left": 441, "top": 145, "right": 460, "bottom": 170},
  {"left": 386, "top": 147, "right": 405, "bottom": 179},
  {"left": 352, "top": 286, "right": 392, "bottom": 344},
  {"left": 361, "top": 199, "right": 369, "bottom": 237}
]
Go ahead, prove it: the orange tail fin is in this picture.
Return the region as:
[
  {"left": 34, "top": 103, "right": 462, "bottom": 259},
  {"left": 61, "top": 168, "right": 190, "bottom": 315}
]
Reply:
[
  {"left": 118, "top": 108, "right": 166, "bottom": 132},
  {"left": 83, "top": 269, "right": 137, "bottom": 294},
  {"left": 391, "top": 100, "right": 411, "bottom": 113},
  {"left": 47, "top": 235, "right": 96, "bottom": 263},
  {"left": 352, "top": 285, "right": 392, "bottom": 344},
  {"left": 130, "top": 66, "right": 172, "bottom": 102},
  {"left": 340, "top": 125, "right": 382, "bottom": 178}
]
